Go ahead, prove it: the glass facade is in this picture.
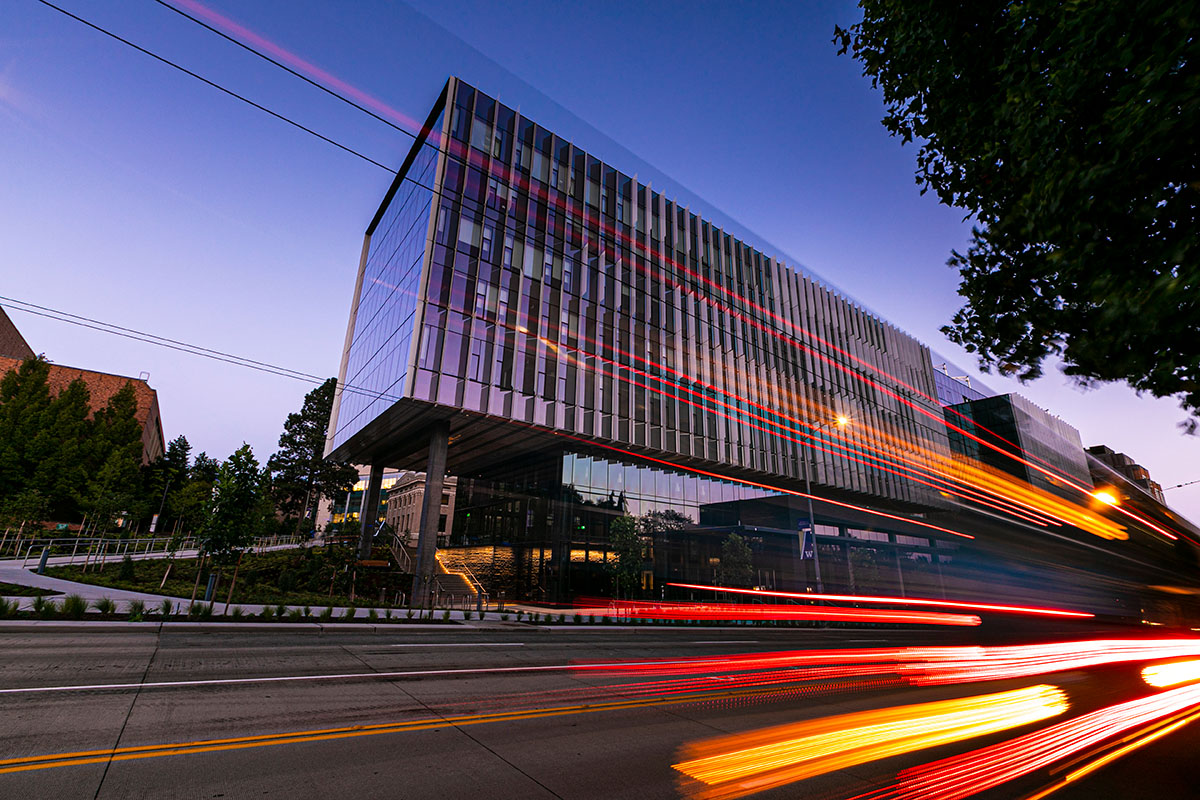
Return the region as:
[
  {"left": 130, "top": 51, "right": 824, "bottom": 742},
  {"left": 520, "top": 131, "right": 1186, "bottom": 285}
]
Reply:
[
  {"left": 331, "top": 103, "right": 446, "bottom": 452},
  {"left": 328, "top": 77, "right": 1190, "bottom": 613},
  {"left": 336, "top": 77, "right": 955, "bottom": 510}
]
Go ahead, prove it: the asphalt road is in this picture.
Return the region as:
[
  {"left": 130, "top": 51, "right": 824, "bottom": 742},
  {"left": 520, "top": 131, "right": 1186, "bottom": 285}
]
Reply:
[{"left": 1, "top": 622, "right": 1198, "bottom": 800}]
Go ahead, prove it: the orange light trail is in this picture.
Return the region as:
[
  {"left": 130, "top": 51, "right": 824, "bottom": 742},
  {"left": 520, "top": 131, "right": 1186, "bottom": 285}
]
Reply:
[
  {"left": 673, "top": 685, "right": 1068, "bottom": 800},
  {"left": 873, "top": 681, "right": 1200, "bottom": 800},
  {"left": 665, "top": 582, "right": 1095, "bottom": 618}
]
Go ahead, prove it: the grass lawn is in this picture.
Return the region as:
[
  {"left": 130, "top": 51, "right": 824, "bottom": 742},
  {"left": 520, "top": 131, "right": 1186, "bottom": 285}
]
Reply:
[
  {"left": 46, "top": 547, "right": 412, "bottom": 608},
  {"left": 0, "top": 582, "right": 61, "bottom": 597}
]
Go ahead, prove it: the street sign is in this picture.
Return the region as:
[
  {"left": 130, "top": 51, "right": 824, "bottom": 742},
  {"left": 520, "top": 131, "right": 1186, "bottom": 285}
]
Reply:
[{"left": 799, "top": 526, "right": 814, "bottom": 560}]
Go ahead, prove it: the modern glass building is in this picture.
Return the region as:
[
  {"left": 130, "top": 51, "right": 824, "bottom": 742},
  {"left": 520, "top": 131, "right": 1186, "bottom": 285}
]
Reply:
[{"left": 327, "top": 77, "right": 1200, "bottom": 614}]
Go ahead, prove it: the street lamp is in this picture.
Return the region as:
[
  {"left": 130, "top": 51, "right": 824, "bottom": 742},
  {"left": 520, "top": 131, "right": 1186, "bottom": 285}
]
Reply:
[{"left": 800, "top": 414, "right": 849, "bottom": 594}]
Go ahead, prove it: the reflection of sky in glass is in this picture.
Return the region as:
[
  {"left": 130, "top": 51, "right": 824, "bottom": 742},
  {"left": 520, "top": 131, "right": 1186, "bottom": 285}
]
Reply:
[{"left": 561, "top": 451, "right": 780, "bottom": 521}]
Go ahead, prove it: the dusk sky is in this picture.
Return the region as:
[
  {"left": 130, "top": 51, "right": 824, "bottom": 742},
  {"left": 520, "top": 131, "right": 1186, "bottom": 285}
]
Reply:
[{"left": 3, "top": 0, "right": 1197, "bottom": 521}]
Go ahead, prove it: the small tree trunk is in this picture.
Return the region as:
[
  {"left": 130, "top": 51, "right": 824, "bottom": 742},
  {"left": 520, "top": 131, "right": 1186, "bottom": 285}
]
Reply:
[
  {"left": 159, "top": 559, "right": 173, "bottom": 590},
  {"left": 223, "top": 551, "right": 243, "bottom": 613},
  {"left": 189, "top": 555, "right": 206, "bottom": 606}
]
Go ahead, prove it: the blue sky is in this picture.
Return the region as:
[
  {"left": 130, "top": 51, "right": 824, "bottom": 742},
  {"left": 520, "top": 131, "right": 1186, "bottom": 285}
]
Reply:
[{"left": 2, "top": 0, "right": 1197, "bottom": 521}]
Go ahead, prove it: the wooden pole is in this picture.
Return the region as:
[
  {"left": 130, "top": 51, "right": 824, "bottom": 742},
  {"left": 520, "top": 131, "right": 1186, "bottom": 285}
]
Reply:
[{"left": 223, "top": 551, "right": 243, "bottom": 613}]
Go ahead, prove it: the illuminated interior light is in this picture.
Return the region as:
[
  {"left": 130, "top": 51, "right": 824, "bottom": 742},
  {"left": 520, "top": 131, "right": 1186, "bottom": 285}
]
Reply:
[{"left": 1142, "top": 659, "right": 1200, "bottom": 688}]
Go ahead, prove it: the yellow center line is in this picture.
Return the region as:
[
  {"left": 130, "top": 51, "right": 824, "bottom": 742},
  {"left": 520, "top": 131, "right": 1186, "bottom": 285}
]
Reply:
[{"left": 0, "top": 684, "right": 788, "bottom": 775}]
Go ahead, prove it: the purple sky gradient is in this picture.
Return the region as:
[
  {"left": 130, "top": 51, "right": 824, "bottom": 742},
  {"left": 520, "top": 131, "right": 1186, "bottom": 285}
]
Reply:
[{"left": 2, "top": 0, "right": 1196, "bottom": 522}]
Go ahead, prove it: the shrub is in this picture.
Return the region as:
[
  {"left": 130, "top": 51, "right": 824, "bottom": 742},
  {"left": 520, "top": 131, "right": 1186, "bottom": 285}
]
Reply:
[
  {"left": 0, "top": 597, "right": 16, "bottom": 618},
  {"left": 588, "top": 615, "right": 595, "bottom": 624},
  {"left": 558, "top": 613, "right": 566, "bottom": 624},
  {"left": 366, "top": 608, "right": 378, "bottom": 621},
  {"left": 342, "top": 606, "right": 357, "bottom": 621},
  {"left": 287, "top": 608, "right": 304, "bottom": 622},
  {"left": 93, "top": 597, "right": 117, "bottom": 616},
  {"left": 259, "top": 606, "right": 274, "bottom": 620},
  {"left": 230, "top": 606, "right": 245, "bottom": 620},
  {"left": 198, "top": 603, "right": 214, "bottom": 620},
  {"left": 127, "top": 599, "right": 146, "bottom": 621},
  {"left": 303, "top": 605, "right": 312, "bottom": 618},
  {"left": 188, "top": 602, "right": 201, "bottom": 618},
  {"left": 37, "top": 597, "right": 59, "bottom": 619},
  {"left": 277, "top": 569, "right": 299, "bottom": 593},
  {"left": 442, "top": 609, "right": 451, "bottom": 621},
  {"left": 500, "top": 613, "right": 509, "bottom": 621},
  {"left": 384, "top": 608, "right": 393, "bottom": 620},
  {"left": 463, "top": 610, "right": 472, "bottom": 621},
  {"left": 62, "top": 594, "right": 88, "bottom": 620},
  {"left": 118, "top": 555, "right": 136, "bottom": 581},
  {"left": 405, "top": 608, "right": 415, "bottom": 619},
  {"left": 515, "top": 610, "right": 523, "bottom": 621},
  {"left": 602, "top": 616, "right": 611, "bottom": 625},
  {"left": 573, "top": 613, "right": 582, "bottom": 624},
  {"left": 159, "top": 598, "right": 174, "bottom": 617},
  {"left": 319, "top": 606, "right": 334, "bottom": 621},
  {"left": 275, "top": 604, "right": 288, "bottom": 619}
]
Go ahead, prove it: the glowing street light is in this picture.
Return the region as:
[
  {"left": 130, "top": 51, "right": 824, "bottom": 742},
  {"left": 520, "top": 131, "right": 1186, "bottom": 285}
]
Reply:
[
  {"left": 801, "top": 414, "right": 851, "bottom": 595},
  {"left": 1093, "top": 490, "right": 1120, "bottom": 506}
]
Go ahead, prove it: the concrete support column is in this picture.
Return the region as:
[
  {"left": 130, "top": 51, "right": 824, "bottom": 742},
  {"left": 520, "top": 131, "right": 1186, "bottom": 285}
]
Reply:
[
  {"left": 412, "top": 421, "right": 450, "bottom": 608},
  {"left": 357, "top": 464, "right": 385, "bottom": 560}
]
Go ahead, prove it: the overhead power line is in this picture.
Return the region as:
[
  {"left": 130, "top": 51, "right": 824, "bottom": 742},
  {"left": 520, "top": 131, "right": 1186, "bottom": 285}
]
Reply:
[
  {"left": 0, "top": 296, "right": 402, "bottom": 407},
  {"left": 35, "top": 0, "right": 397, "bottom": 174}
]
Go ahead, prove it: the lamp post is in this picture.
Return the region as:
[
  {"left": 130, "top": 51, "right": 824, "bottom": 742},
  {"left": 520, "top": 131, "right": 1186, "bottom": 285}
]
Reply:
[{"left": 799, "top": 414, "right": 849, "bottom": 594}]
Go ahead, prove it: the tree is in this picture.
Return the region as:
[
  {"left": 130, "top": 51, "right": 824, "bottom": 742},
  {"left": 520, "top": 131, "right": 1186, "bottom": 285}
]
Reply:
[
  {"left": 200, "top": 444, "right": 262, "bottom": 564},
  {"left": 717, "top": 534, "right": 755, "bottom": 589},
  {"left": 147, "top": 435, "right": 191, "bottom": 531},
  {"left": 84, "top": 383, "right": 145, "bottom": 532},
  {"left": 267, "top": 378, "right": 357, "bottom": 533},
  {"left": 835, "top": 2, "right": 1199, "bottom": 425},
  {"left": 606, "top": 515, "right": 643, "bottom": 599},
  {"left": 637, "top": 509, "right": 692, "bottom": 536},
  {"left": 0, "top": 356, "right": 52, "bottom": 500},
  {"left": 31, "top": 378, "right": 92, "bottom": 520}
]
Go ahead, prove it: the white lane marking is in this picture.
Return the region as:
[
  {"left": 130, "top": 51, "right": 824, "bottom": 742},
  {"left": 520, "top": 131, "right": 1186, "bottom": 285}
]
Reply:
[
  {"left": 690, "top": 641, "right": 759, "bottom": 644},
  {"left": 389, "top": 643, "right": 525, "bottom": 647},
  {"left": 0, "top": 658, "right": 697, "bottom": 695}
]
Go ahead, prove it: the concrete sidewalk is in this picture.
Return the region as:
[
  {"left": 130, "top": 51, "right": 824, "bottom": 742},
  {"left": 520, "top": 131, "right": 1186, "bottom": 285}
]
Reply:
[{"left": 0, "top": 559, "right": 512, "bottom": 621}]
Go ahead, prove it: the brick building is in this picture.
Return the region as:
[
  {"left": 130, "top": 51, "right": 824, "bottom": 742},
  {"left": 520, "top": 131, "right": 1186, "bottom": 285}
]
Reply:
[{"left": 0, "top": 355, "right": 166, "bottom": 464}]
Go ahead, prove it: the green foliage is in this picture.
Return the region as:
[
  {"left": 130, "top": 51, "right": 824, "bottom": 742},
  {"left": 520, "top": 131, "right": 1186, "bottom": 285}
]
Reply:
[
  {"left": 405, "top": 608, "right": 414, "bottom": 619},
  {"left": 303, "top": 605, "right": 312, "bottom": 617},
  {"left": 342, "top": 605, "right": 356, "bottom": 620},
  {"left": 127, "top": 599, "right": 146, "bottom": 621},
  {"left": 200, "top": 445, "right": 264, "bottom": 565},
  {"left": 159, "top": 598, "right": 174, "bottom": 617},
  {"left": 573, "top": 613, "right": 582, "bottom": 624},
  {"left": 92, "top": 597, "right": 117, "bottom": 615},
  {"left": 267, "top": 378, "right": 357, "bottom": 533},
  {"left": 836, "top": 2, "right": 1200, "bottom": 423},
  {"left": 118, "top": 555, "right": 135, "bottom": 581},
  {"left": 62, "top": 594, "right": 87, "bottom": 619},
  {"left": 230, "top": 606, "right": 245, "bottom": 619},
  {"left": 463, "top": 610, "right": 472, "bottom": 620},
  {"left": 36, "top": 597, "right": 58, "bottom": 619},
  {"left": 0, "top": 597, "right": 17, "bottom": 618},
  {"left": 287, "top": 607, "right": 303, "bottom": 622},
  {"left": 274, "top": 603, "right": 288, "bottom": 619},
  {"left": 319, "top": 606, "right": 334, "bottom": 621},
  {"left": 606, "top": 515, "right": 643, "bottom": 599},
  {"left": 366, "top": 608, "right": 378, "bottom": 621},
  {"left": 442, "top": 609, "right": 451, "bottom": 621},
  {"left": 500, "top": 613, "right": 509, "bottom": 621},
  {"left": 718, "top": 533, "right": 755, "bottom": 589}
]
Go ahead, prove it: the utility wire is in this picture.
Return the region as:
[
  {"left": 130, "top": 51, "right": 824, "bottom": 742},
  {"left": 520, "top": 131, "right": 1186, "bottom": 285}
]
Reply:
[
  {"left": 152, "top": 0, "right": 413, "bottom": 139},
  {"left": 36, "top": 0, "right": 397, "bottom": 174},
  {"left": 0, "top": 297, "right": 404, "bottom": 407}
]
